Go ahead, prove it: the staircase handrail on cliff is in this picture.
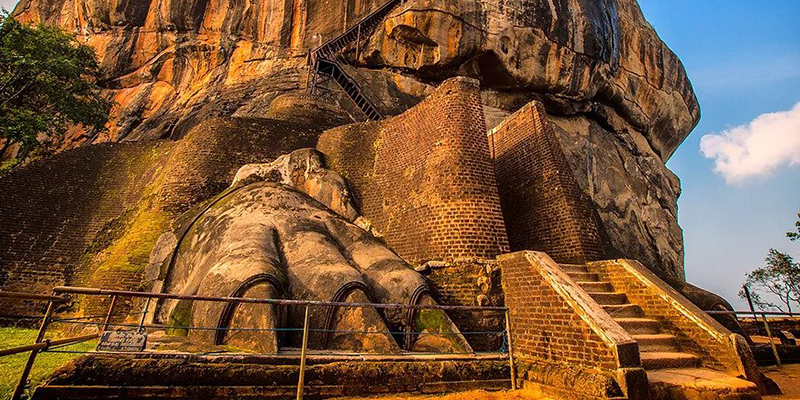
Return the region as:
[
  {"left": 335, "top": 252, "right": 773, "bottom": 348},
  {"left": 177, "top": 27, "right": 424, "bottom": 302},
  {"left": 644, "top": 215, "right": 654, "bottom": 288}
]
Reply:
[
  {"left": 309, "top": 0, "right": 404, "bottom": 64},
  {"left": 314, "top": 58, "right": 383, "bottom": 120},
  {"left": 306, "top": 0, "right": 405, "bottom": 120}
]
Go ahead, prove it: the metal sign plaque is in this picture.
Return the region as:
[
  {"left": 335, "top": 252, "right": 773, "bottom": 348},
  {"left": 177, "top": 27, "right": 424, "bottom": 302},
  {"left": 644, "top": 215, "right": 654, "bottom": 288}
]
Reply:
[{"left": 96, "top": 330, "right": 147, "bottom": 352}]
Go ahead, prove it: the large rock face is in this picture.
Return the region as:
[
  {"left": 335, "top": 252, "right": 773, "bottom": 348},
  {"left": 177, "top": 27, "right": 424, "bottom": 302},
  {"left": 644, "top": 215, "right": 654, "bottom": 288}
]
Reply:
[{"left": 12, "top": 0, "right": 698, "bottom": 278}]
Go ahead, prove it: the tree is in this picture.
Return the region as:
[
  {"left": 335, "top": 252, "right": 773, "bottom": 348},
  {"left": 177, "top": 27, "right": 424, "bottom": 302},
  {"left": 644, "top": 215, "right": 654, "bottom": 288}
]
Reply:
[
  {"left": 739, "top": 208, "right": 800, "bottom": 312},
  {"left": 0, "top": 12, "right": 111, "bottom": 171}
]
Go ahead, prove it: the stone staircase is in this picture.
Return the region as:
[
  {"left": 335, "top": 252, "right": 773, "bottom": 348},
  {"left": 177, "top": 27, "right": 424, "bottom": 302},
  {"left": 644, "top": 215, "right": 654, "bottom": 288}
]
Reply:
[
  {"left": 307, "top": 0, "right": 408, "bottom": 120},
  {"left": 559, "top": 263, "right": 761, "bottom": 399}
]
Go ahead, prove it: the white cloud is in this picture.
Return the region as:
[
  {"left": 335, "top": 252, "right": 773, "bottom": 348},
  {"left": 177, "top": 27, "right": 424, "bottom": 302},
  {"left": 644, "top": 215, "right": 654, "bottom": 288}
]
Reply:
[{"left": 700, "top": 101, "right": 800, "bottom": 184}]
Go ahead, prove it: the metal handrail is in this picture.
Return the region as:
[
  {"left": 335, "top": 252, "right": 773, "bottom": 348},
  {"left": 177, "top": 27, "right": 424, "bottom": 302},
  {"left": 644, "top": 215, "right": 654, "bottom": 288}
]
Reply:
[
  {"left": 309, "top": 0, "right": 403, "bottom": 62},
  {"left": 5, "top": 285, "right": 511, "bottom": 400},
  {"left": 706, "top": 309, "right": 800, "bottom": 369},
  {"left": 315, "top": 58, "right": 383, "bottom": 120},
  {"left": 53, "top": 286, "right": 506, "bottom": 311},
  {"left": 0, "top": 334, "right": 98, "bottom": 357},
  {"left": 706, "top": 310, "right": 800, "bottom": 317}
]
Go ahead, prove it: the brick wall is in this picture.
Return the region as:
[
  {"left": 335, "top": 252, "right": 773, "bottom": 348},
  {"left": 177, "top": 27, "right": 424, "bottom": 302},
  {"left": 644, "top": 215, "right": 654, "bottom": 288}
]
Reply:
[
  {"left": 319, "top": 77, "right": 509, "bottom": 263},
  {"left": 498, "top": 251, "right": 641, "bottom": 398},
  {"left": 0, "top": 142, "right": 170, "bottom": 317},
  {"left": 489, "top": 101, "right": 605, "bottom": 265},
  {"left": 590, "top": 259, "right": 743, "bottom": 373},
  {"left": 499, "top": 252, "right": 619, "bottom": 370}
]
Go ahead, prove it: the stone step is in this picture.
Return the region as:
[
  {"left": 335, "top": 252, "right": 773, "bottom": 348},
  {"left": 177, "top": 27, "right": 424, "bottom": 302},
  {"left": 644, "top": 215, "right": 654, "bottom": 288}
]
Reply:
[
  {"left": 640, "top": 352, "right": 702, "bottom": 369},
  {"left": 566, "top": 272, "right": 600, "bottom": 282},
  {"left": 577, "top": 281, "right": 614, "bottom": 292},
  {"left": 615, "top": 318, "right": 661, "bottom": 334},
  {"left": 603, "top": 303, "right": 644, "bottom": 317},
  {"left": 633, "top": 334, "right": 680, "bottom": 352},
  {"left": 647, "top": 368, "right": 761, "bottom": 400},
  {"left": 587, "top": 292, "right": 628, "bottom": 305},
  {"left": 559, "top": 264, "right": 588, "bottom": 274}
]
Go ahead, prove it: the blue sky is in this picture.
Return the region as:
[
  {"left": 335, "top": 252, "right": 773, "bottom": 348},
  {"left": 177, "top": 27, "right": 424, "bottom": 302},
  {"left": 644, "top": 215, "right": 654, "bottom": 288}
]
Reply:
[
  {"left": 637, "top": 0, "right": 800, "bottom": 309},
  {"left": 2, "top": 0, "right": 798, "bottom": 309}
]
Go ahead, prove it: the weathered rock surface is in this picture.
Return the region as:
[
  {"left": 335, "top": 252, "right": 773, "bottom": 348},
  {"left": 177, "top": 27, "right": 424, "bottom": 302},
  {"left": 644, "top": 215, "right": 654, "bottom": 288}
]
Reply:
[
  {"left": 13, "top": 0, "right": 697, "bottom": 157},
  {"left": 11, "top": 0, "right": 699, "bottom": 278}
]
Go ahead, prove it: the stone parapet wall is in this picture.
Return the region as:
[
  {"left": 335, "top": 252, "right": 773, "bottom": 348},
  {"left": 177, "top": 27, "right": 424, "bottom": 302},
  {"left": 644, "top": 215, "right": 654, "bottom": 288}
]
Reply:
[
  {"left": 319, "top": 77, "right": 509, "bottom": 263},
  {"left": 498, "top": 251, "right": 643, "bottom": 399},
  {"left": 590, "top": 259, "right": 746, "bottom": 374},
  {"left": 489, "top": 101, "right": 606, "bottom": 265},
  {"left": 424, "top": 259, "right": 504, "bottom": 351}
]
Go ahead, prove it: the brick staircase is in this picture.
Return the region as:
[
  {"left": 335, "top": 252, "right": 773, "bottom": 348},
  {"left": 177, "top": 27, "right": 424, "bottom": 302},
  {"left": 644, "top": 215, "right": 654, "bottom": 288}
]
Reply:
[
  {"left": 559, "top": 262, "right": 761, "bottom": 399},
  {"left": 561, "top": 263, "right": 702, "bottom": 369},
  {"left": 307, "top": 0, "right": 408, "bottom": 120}
]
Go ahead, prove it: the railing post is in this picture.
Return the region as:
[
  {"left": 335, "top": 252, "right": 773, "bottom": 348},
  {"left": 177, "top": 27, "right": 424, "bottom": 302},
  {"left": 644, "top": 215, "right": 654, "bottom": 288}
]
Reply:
[
  {"left": 102, "top": 295, "right": 117, "bottom": 332},
  {"left": 297, "top": 304, "right": 311, "bottom": 400},
  {"left": 12, "top": 299, "right": 54, "bottom": 400},
  {"left": 760, "top": 312, "right": 782, "bottom": 369},
  {"left": 138, "top": 297, "right": 151, "bottom": 333},
  {"left": 355, "top": 24, "right": 361, "bottom": 61},
  {"left": 504, "top": 309, "right": 517, "bottom": 390}
]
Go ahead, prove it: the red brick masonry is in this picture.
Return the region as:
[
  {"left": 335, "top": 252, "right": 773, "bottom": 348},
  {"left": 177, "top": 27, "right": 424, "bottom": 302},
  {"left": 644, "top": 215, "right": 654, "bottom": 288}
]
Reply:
[
  {"left": 499, "top": 251, "right": 644, "bottom": 399},
  {"left": 489, "top": 101, "right": 605, "bottom": 265},
  {"left": 319, "top": 77, "right": 509, "bottom": 263}
]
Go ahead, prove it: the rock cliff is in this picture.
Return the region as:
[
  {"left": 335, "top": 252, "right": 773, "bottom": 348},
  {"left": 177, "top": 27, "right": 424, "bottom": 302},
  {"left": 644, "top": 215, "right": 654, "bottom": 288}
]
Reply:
[{"left": 11, "top": 0, "right": 698, "bottom": 278}]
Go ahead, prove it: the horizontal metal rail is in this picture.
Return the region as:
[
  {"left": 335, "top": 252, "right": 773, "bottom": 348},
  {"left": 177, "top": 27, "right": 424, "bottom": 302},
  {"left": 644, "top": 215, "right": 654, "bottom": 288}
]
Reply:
[
  {"left": 0, "top": 334, "right": 98, "bottom": 357},
  {"left": 0, "top": 291, "right": 68, "bottom": 303},
  {"left": 53, "top": 286, "right": 507, "bottom": 311},
  {"left": 707, "top": 310, "right": 800, "bottom": 317}
]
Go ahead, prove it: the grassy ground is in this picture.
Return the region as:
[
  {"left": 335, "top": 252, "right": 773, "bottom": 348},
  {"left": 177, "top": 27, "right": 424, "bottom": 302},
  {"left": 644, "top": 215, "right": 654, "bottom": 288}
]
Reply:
[{"left": 0, "top": 327, "right": 96, "bottom": 399}]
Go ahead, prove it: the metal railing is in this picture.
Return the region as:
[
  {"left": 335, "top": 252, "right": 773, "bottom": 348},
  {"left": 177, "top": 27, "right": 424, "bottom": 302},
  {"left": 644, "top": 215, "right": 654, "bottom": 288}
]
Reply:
[
  {"left": 707, "top": 309, "right": 800, "bottom": 368},
  {"left": 2, "top": 287, "right": 515, "bottom": 400},
  {"left": 305, "top": 0, "right": 409, "bottom": 120},
  {"left": 0, "top": 291, "right": 98, "bottom": 400}
]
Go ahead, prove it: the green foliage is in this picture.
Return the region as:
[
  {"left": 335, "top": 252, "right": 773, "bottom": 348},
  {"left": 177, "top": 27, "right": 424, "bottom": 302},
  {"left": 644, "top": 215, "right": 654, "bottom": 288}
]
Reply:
[
  {"left": 0, "top": 327, "right": 97, "bottom": 398},
  {"left": 0, "top": 12, "right": 111, "bottom": 170},
  {"left": 739, "top": 208, "right": 800, "bottom": 313},
  {"left": 787, "top": 208, "right": 800, "bottom": 242}
]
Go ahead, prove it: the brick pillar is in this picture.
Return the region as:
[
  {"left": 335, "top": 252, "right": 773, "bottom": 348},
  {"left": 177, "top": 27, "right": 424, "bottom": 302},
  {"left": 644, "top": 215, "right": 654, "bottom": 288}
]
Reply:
[
  {"left": 319, "top": 77, "right": 510, "bottom": 263},
  {"left": 489, "top": 101, "right": 606, "bottom": 264}
]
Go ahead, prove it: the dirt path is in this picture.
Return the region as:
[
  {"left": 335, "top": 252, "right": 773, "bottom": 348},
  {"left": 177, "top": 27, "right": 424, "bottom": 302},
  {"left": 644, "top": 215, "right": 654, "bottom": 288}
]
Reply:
[{"left": 764, "top": 364, "right": 800, "bottom": 399}]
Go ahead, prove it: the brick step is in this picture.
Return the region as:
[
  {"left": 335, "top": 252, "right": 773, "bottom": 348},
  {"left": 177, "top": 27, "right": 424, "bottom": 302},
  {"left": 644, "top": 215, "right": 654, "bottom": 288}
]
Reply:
[
  {"left": 559, "top": 264, "right": 588, "bottom": 274},
  {"left": 640, "top": 352, "right": 702, "bottom": 369},
  {"left": 632, "top": 334, "right": 680, "bottom": 352},
  {"left": 603, "top": 303, "right": 644, "bottom": 317},
  {"left": 565, "top": 272, "right": 600, "bottom": 282},
  {"left": 614, "top": 318, "right": 661, "bottom": 334},
  {"left": 577, "top": 281, "right": 614, "bottom": 292},
  {"left": 587, "top": 292, "right": 628, "bottom": 305}
]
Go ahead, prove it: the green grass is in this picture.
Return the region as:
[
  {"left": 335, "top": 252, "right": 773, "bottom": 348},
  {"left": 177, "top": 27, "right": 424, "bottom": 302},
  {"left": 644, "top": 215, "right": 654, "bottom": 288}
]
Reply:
[{"left": 0, "top": 327, "right": 97, "bottom": 399}]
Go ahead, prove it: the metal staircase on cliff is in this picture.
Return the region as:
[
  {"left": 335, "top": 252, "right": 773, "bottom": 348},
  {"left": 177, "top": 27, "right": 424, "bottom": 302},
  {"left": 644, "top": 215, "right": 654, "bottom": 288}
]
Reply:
[{"left": 307, "top": 0, "right": 407, "bottom": 120}]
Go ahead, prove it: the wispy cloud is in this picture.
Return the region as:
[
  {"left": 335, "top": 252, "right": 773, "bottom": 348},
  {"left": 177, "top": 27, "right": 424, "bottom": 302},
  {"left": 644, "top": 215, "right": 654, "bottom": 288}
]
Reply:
[{"left": 700, "top": 101, "right": 800, "bottom": 184}]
